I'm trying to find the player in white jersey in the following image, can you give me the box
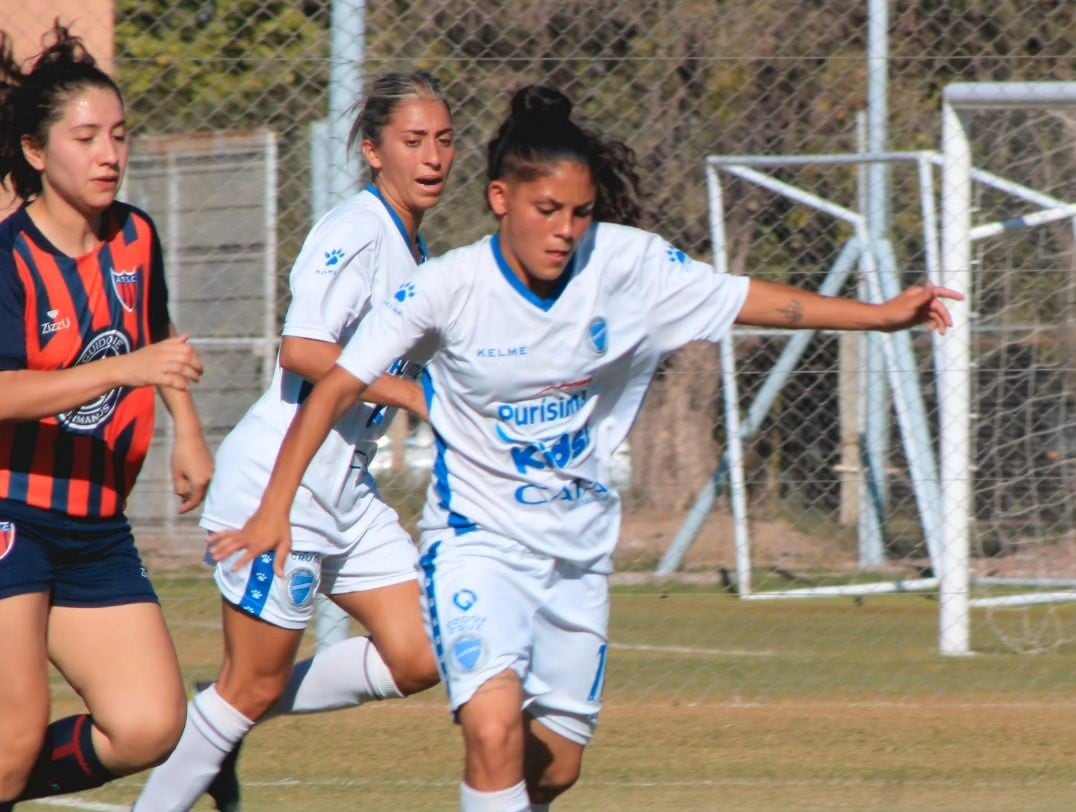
[209,86,962,812]
[135,72,456,812]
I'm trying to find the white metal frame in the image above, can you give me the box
[938,81,1076,655]
[683,115,1075,655]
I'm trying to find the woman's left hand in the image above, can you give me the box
[207,507,293,576]
[879,283,964,334]
[171,433,214,514]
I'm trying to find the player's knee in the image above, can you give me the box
[103,705,185,771]
[464,716,523,767]
[389,652,440,696]
[528,759,581,803]
[0,728,42,799]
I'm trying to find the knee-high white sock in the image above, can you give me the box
[263,635,402,720]
[133,685,253,812]
[460,781,530,812]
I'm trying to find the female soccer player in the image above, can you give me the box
[135,72,456,811]
[0,24,213,809]
[209,85,962,811]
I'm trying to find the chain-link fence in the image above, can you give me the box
[6,1,1076,806]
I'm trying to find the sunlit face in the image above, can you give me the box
[22,86,128,217]
[363,98,455,218]
[488,160,596,298]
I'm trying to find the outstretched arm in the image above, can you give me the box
[206,363,370,575]
[736,279,963,334]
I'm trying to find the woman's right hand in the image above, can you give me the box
[206,508,294,577]
[118,334,204,390]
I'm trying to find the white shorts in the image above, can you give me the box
[418,530,609,746]
[213,500,419,630]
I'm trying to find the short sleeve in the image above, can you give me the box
[0,253,27,371]
[282,208,379,345]
[640,234,750,355]
[337,261,447,385]
[147,224,171,342]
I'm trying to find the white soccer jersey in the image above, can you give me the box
[201,186,431,550]
[337,223,750,572]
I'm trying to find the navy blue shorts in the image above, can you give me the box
[0,499,159,606]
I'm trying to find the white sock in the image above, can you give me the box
[460,780,530,812]
[133,685,253,812]
[263,635,403,720]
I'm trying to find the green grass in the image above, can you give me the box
[30,576,1076,811]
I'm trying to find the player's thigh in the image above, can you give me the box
[0,593,50,772]
[331,581,435,682]
[527,567,610,748]
[48,602,186,751]
[418,537,544,713]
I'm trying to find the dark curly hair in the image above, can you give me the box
[0,21,122,201]
[486,85,642,226]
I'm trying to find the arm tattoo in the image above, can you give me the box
[778,298,804,326]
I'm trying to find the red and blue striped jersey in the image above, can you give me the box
[0,203,171,518]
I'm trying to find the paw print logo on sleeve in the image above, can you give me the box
[666,244,689,266]
[318,249,346,275]
[394,281,417,302]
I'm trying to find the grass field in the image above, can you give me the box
[28,574,1076,812]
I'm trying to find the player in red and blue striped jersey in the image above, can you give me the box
[0,23,213,809]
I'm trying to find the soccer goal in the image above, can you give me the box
[666,82,1075,657]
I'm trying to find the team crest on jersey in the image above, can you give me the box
[0,521,15,561]
[110,268,141,313]
[451,634,484,672]
[587,317,608,355]
[287,567,318,609]
[58,329,131,431]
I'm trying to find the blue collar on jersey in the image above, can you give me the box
[490,233,576,312]
[366,184,429,263]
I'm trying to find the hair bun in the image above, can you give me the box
[510,85,572,123]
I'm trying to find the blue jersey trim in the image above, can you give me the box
[366,184,427,263]
[490,233,578,312]
[425,371,476,536]
[419,540,451,702]
[239,553,276,617]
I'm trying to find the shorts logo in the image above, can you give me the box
[0,521,15,561]
[58,329,131,431]
[587,317,607,355]
[394,281,416,302]
[452,634,484,672]
[110,268,141,313]
[453,589,477,611]
[287,567,318,609]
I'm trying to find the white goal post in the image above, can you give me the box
[668,81,1075,658]
[938,81,1076,655]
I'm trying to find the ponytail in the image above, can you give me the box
[486,85,642,226]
